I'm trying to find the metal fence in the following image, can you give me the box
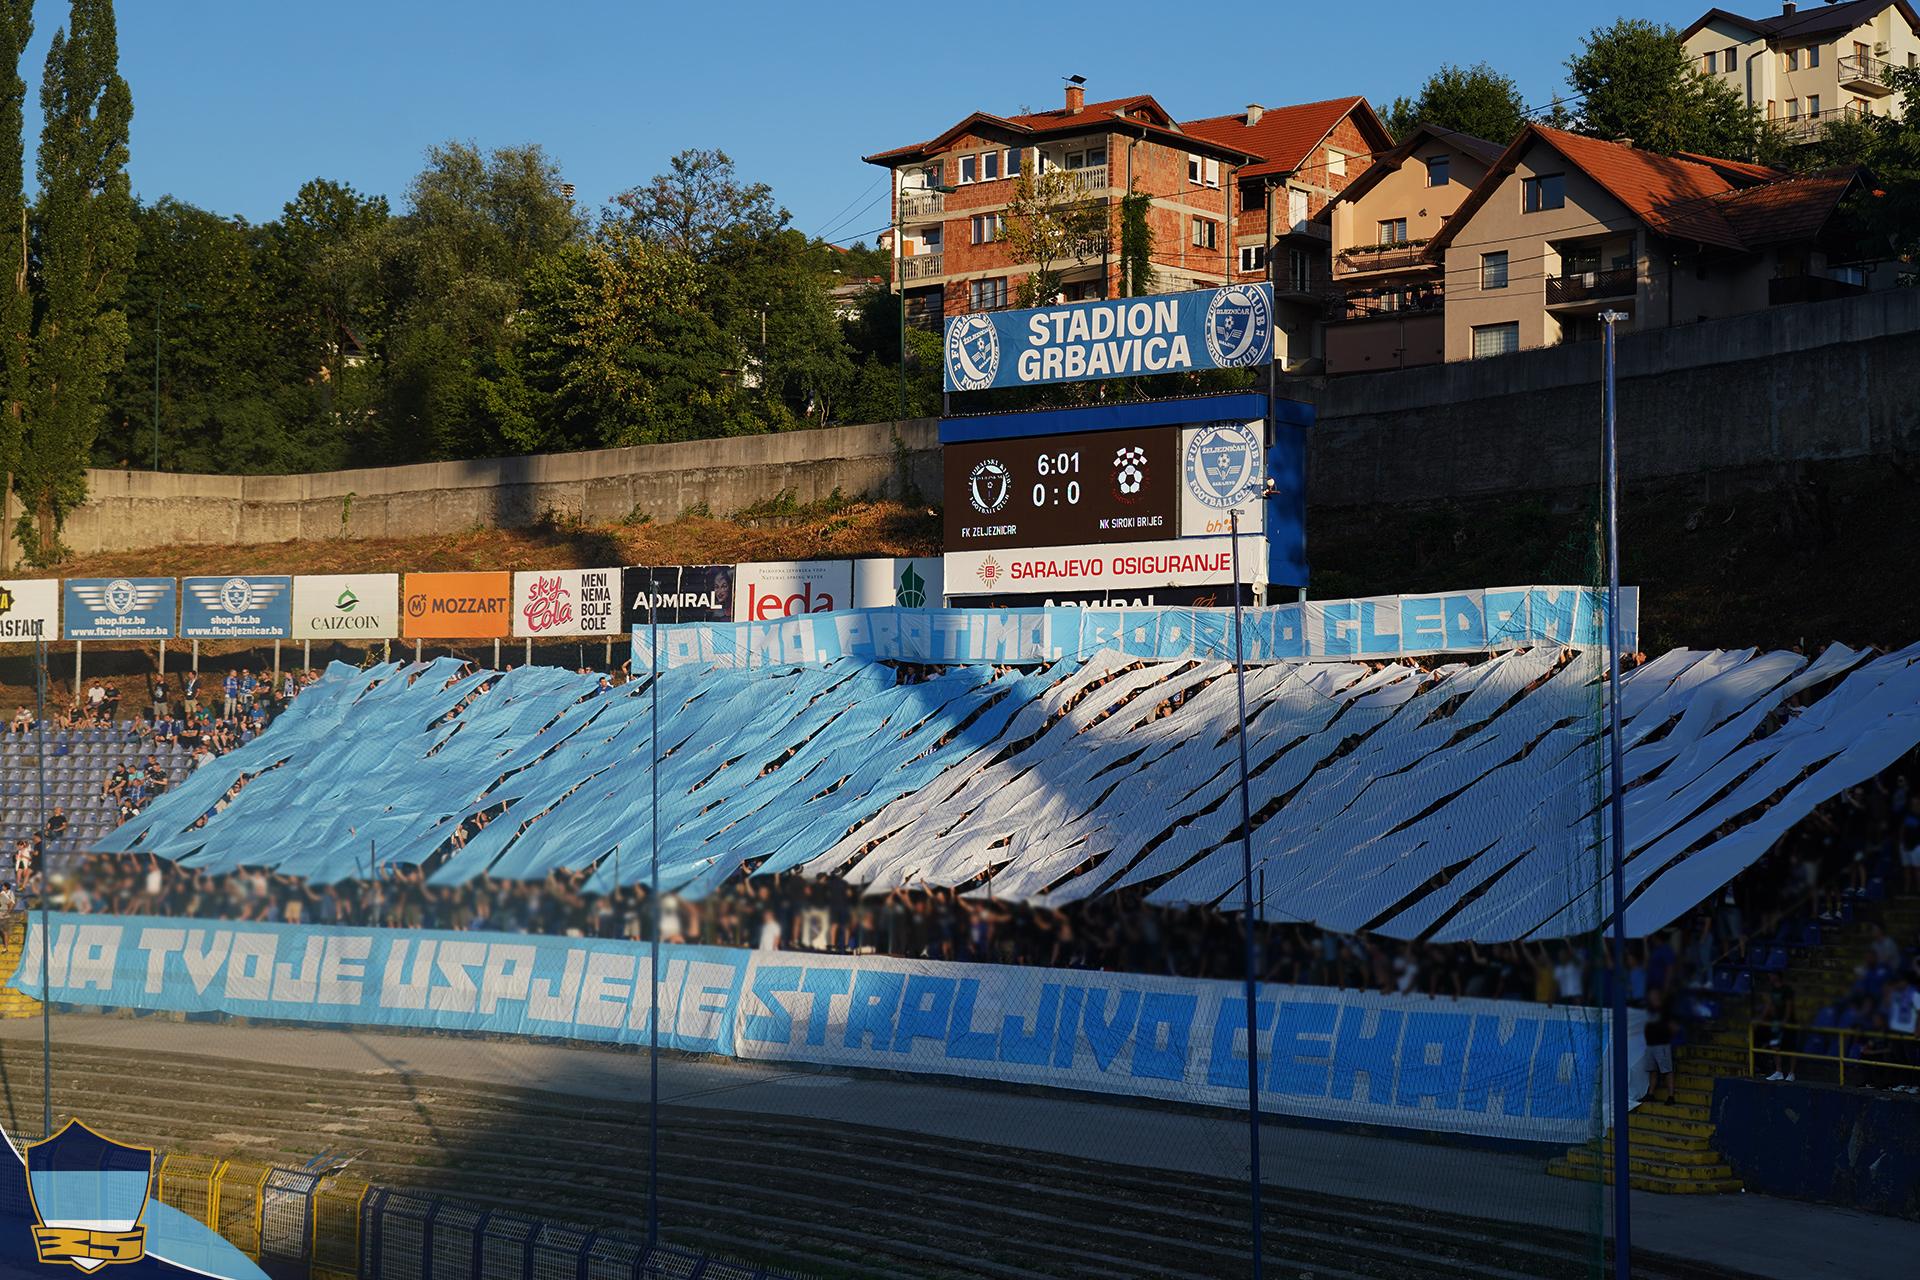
[152,1155,802,1280]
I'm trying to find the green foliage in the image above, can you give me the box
[1566,18,1765,158]
[1819,67,1920,263]
[19,0,134,556]
[1383,62,1528,145]
[1000,170,1108,307]
[1117,192,1154,298]
[0,0,27,492]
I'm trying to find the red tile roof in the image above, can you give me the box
[1181,96,1393,179]
[1432,125,1859,254]
[864,94,1260,166]
[1711,171,1860,246]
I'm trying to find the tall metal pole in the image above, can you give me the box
[647,572,662,1256]
[152,297,161,472]
[895,173,908,422]
[1600,309,1632,1280]
[1229,508,1264,1280]
[34,638,51,1138]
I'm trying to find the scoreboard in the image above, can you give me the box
[943,428,1177,551]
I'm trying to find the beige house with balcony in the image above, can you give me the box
[1318,123,1504,374]
[1683,0,1920,142]
[1432,125,1872,362]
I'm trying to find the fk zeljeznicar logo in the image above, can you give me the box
[25,1122,150,1270]
[945,313,1000,391]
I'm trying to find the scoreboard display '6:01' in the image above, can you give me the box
[943,428,1179,551]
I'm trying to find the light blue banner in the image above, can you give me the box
[631,587,1639,670]
[9,915,1633,1142]
[181,575,294,639]
[62,577,177,640]
[943,285,1273,392]
[12,915,746,1056]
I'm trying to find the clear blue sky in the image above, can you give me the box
[43,0,1717,243]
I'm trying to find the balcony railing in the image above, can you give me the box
[1546,266,1635,305]
[1337,239,1431,274]
[1838,52,1897,94]
[1768,274,1868,306]
[1055,167,1108,196]
[1773,103,1871,142]
[1329,285,1444,322]
[899,253,944,282]
[899,190,945,220]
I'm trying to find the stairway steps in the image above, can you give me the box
[1546,1157,1743,1195]
[1627,1111,1714,1139]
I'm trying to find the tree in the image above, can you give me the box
[1383,62,1528,145]
[1566,18,1763,158]
[1117,192,1154,297]
[19,0,133,559]
[612,147,786,261]
[1000,170,1108,307]
[0,0,28,544]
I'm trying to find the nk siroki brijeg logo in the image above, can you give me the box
[5,1119,266,1280]
[1202,285,1272,369]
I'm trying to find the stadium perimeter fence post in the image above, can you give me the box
[647,576,661,1258]
[34,637,51,1138]
[1600,308,1632,1280]
[1228,508,1265,1280]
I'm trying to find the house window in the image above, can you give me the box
[959,155,977,184]
[970,214,1003,244]
[1701,51,1714,75]
[1326,149,1347,178]
[1240,184,1263,212]
[1471,321,1520,360]
[1425,155,1449,187]
[1288,248,1310,294]
[1239,244,1267,273]
[1378,218,1408,245]
[969,277,1007,311]
[1006,148,1022,178]
[1723,47,1736,73]
[1066,147,1106,170]
[1523,173,1566,212]
[1482,250,1509,290]
[982,151,1000,181]
[1807,44,1820,68]
[1288,187,1308,227]
[1786,98,1800,120]
[922,226,942,249]
[1191,217,1218,249]
[1807,94,1820,118]
[1785,48,1800,71]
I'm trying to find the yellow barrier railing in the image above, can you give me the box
[1748,1018,1920,1086]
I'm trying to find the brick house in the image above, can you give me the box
[1180,97,1394,366]
[863,87,1391,368]
[864,85,1258,331]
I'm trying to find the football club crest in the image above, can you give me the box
[945,313,1001,391]
[1203,285,1273,369]
[1184,422,1262,510]
[25,1121,150,1270]
[1112,446,1148,504]
[218,578,253,614]
[102,580,138,617]
[967,459,1011,514]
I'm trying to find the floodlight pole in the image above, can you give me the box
[1600,308,1632,1280]
[1229,507,1264,1280]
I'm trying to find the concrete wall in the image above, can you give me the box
[1291,286,1920,509]
[53,419,942,558]
[23,287,1920,563]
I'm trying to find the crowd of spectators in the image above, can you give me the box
[14,654,1920,1093]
